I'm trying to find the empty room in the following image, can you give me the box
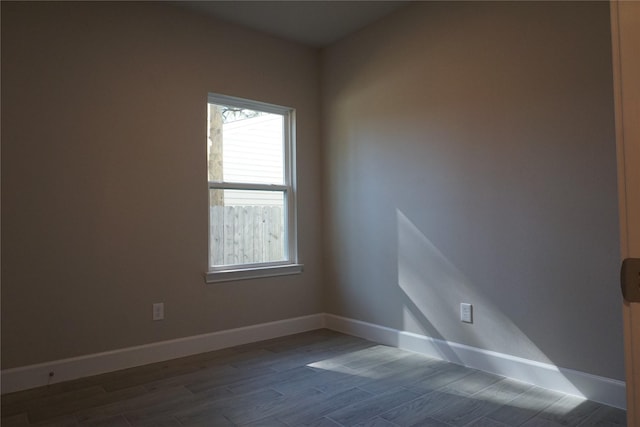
[2,1,638,426]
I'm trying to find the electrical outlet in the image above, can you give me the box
[153,303,164,321]
[460,303,473,323]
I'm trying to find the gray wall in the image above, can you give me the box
[1,2,323,368]
[322,2,624,380]
[1,0,625,384]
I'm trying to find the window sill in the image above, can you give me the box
[205,263,303,284]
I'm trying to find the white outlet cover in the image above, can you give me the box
[153,303,164,321]
[460,303,473,323]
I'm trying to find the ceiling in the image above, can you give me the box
[174,1,408,47]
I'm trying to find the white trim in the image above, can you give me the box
[208,182,288,192]
[324,314,627,410]
[1,313,324,395]
[205,263,303,283]
[285,108,297,264]
[1,313,626,410]
[207,93,292,115]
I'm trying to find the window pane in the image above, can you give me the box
[207,104,284,185]
[209,189,286,267]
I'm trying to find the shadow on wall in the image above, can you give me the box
[395,209,586,398]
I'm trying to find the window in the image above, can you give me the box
[205,94,302,283]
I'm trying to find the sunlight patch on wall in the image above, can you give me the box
[396,209,584,398]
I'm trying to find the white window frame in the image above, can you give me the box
[205,93,302,283]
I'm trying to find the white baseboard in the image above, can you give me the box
[1,313,325,395]
[325,314,626,410]
[1,312,626,410]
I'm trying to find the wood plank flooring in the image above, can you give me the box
[0,329,627,427]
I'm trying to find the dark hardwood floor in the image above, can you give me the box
[0,329,626,427]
